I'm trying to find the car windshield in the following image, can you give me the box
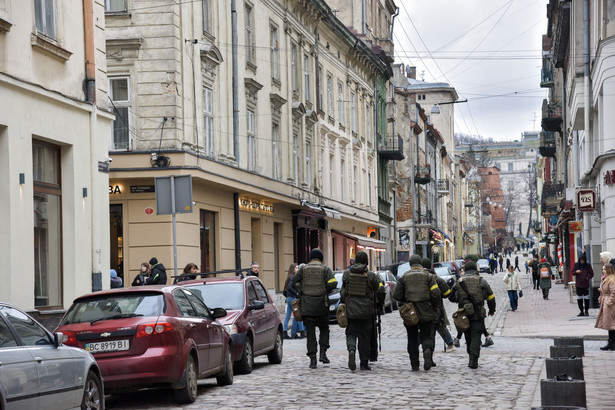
[61,292,165,325]
[188,283,245,310]
[396,263,411,278]
[434,267,451,277]
[478,259,488,266]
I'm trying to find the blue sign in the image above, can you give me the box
[550,215,558,225]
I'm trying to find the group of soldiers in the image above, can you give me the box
[292,251,496,371]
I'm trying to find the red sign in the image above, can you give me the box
[605,170,615,185]
[569,221,583,232]
[577,189,596,212]
[145,207,154,215]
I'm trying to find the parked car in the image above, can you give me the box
[434,261,461,280]
[328,272,344,322]
[180,276,283,375]
[375,270,398,312]
[434,266,456,287]
[396,262,411,278]
[56,285,233,403]
[0,302,104,410]
[477,259,490,273]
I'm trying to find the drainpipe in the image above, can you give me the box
[232,0,239,162]
[410,106,417,260]
[83,0,95,103]
[362,0,367,34]
[390,7,399,42]
[234,192,241,271]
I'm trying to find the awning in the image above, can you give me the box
[299,200,341,220]
[344,233,387,251]
[515,236,529,244]
[322,207,341,220]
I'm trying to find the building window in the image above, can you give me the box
[202,0,211,34]
[109,77,130,150]
[305,141,311,188]
[366,103,371,139]
[245,4,255,64]
[272,123,280,180]
[303,54,310,102]
[337,82,344,125]
[293,133,299,184]
[508,162,513,171]
[353,165,358,202]
[32,140,62,307]
[329,154,334,196]
[34,0,55,39]
[327,73,333,118]
[105,0,127,12]
[203,86,213,155]
[350,91,357,133]
[340,159,345,201]
[247,109,256,171]
[270,25,279,81]
[291,43,298,93]
[200,210,216,273]
[317,65,323,111]
[368,172,372,208]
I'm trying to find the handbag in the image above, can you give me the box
[519,290,523,298]
[336,303,348,328]
[399,301,419,326]
[452,307,470,332]
[291,298,302,322]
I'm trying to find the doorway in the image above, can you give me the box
[109,204,123,283]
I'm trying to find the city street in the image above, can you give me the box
[104,254,611,409]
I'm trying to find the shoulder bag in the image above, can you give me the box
[399,301,419,326]
[291,298,302,322]
[452,307,470,333]
[336,303,348,328]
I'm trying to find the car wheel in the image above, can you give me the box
[235,336,254,374]
[174,354,198,404]
[216,345,234,386]
[267,329,283,364]
[80,371,102,410]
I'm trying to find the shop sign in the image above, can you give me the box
[131,185,155,193]
[109,185,122,195]
[238,197,275,214]
[577,189,596,212]
[569,220,583,232]
[605,170,615,185]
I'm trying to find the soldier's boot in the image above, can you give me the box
[348,350,356,371]
[359,360,371,371]
[309,356,317,369]
[409,354,420,371]
[423,348,433,371]
[319,349,330,364]
[469,355,478,369]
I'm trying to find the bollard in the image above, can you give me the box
[550,345,584,359]
[540,379,586,408]
[545,357,584,380]
[553,337,584,356]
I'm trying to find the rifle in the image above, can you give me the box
[377,309,382,352]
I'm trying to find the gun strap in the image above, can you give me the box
[459,279,480,313]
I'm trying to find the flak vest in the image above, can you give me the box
[301,264,327,296]
[404,270,432,302]
[347,272,370,297]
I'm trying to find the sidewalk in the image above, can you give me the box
[496,263,613,409]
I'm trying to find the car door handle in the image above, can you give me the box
[190,324,197,328]
[34,356,43,363]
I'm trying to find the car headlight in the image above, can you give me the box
[329,304,336,311]
[224,324,238,335]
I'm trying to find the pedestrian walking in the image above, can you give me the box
[132,262,150,286]
[506,258,511,271]
[595,263,615,350]
[514,256,521,272]
[525,261,529,274]
[146,257,167,285]
[369,269,386,362]
[573,254,594,316]
[341,251,384,371]
[538,258,552,300]
[291,248,338,369]
[283,263,305,339]
[393,254,441,371]
[489,258,496,275]
[531,255,540,290]
[450,260,496,369]
[499,255,504,272]
[503,265,521,311]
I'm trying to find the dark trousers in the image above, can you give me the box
[405,321,434,367]
[464,319,486,361]
[542,288,550,299]
[508,290,519,311]
[346,319,373,363]
[532,273,539,289]
[304,315,330,358]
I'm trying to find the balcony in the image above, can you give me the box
[415,210,433,227]
[541,99,562,132]
[415,165,431,185]
[540,62,554,88]
[377,134,404,161]
[541,181,565,215]
[437,179,449,195]
[378,196,392,220]
[386,100,396,123]
[531,220,542,233]
[539,131,556,157]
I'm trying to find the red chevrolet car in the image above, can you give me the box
[55,285,233,403]
[181,276,283,374]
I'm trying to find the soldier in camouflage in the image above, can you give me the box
[450,260,496,369]
[393,254,441,371]
[292,248,338,369]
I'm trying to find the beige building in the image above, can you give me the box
[105,0,394,289]
[0,0,113,316]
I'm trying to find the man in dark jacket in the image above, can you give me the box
[292,248,337,369]
[450,260,496,369]
[146,257,167,285]
[538,258,553,300]
[340,251,383,371]
[573,254,594,316]
[531,255,540,290]
[393,254,441,371]
[421,258,456,357]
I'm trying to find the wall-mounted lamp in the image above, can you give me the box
[82,187,88,198]
[430,99,468,115]
[19,173,25,185]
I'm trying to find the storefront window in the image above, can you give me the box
[32,141,62,307]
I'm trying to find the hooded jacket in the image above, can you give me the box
[573,260,594,288]
[340,263,383,320]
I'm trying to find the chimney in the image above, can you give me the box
[405,66,416,79]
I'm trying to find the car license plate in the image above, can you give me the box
[85,339,129,353]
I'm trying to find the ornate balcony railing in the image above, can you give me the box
[539,131,556,157]
[377,134,404,161]
[415,165,431,185]
[541,99,562,132]
[540,62,554,88]
[415,209,433,227]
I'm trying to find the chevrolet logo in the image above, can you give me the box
[100,332,112,337]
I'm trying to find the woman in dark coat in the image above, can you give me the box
[573,254,594,316]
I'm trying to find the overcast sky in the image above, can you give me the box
[393,0,548,141]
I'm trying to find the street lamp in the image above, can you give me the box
[430,99,468,115]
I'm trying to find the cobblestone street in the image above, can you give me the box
[105,260,608,409]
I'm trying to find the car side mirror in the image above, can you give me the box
[53,332,64,347]
[249,300,265,310]
[212,307,227,319]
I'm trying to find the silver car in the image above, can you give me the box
[0,303,104,409]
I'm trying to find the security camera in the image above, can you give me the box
[105,156,113,163]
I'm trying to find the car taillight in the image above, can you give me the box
[62,330,78,346]
[387,283,393,291]
[136,322,174,337]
